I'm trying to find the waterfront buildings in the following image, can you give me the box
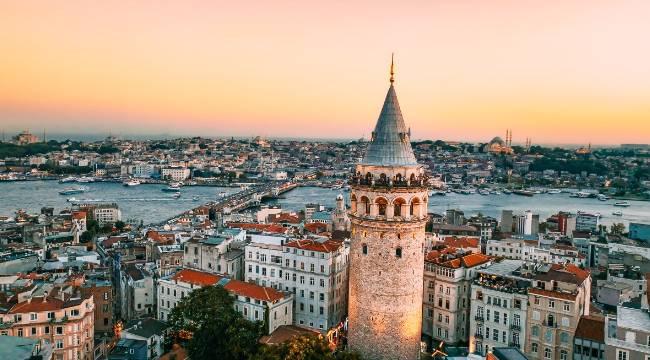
[182,233,245,280]
[347,60,428,359]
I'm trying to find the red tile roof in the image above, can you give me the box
[171,269,223,287]
[269,213,300,224]
[146,230,175,245]
[438,236,480,249]
[529,288,578,301]
[72,211,86,220]
[227,223,286,234]
[304,222,328,234]
[575,315,605,342]
[284,239,342,253]
[224,280,285,303]
[426,251,491,269]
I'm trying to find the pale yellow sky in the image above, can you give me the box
[1,0,649,144]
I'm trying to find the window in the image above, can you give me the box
[617,350,629,360]
[531,326,540,337]
[362,244,368,255]
[56,326,63,335]
[44,326,50,334]
[560,350,568,360]
[560,332,569,343]
[548,300,555,308]
[56,340,64,349]
[31,327,36,335]
[563,302,570,311]
[494,311,500,323]
[395,247,402,258]
[544,347,551,359]
[531,343,538,353]
[320,279,325,287]
[30,313,37,321]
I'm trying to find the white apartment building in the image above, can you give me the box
[469,260,530,356]
[576,212,600,233]
[157,268,293,334]
[486,239,587,266]
[161,167,190,182]
[244,235,349,332]
[93,205,121,224]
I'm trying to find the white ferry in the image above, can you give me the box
[614,201,631,207]
[123,179,141,187]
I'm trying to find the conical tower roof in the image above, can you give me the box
[361,82,418,166]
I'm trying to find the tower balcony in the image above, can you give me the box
[349,174,429,190]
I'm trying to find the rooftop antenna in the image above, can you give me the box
[390,53,395,84]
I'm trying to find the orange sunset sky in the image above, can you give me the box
[1,0,649,144]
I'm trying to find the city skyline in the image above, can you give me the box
[2,1,650,145]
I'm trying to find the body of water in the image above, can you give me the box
[267,187,650,228]
[0,181,237,224]
[1,181,649,227]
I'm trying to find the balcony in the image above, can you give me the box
[474,315,484,322]
[474,333,484,340]
[510,324,521,331]
[349,174,429,189]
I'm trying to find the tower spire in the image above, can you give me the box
[390,53,395,83]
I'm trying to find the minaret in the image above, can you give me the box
[347,56,427,360]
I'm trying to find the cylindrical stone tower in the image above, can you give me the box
[347,59,428,360]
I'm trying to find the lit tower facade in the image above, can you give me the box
[347,57,428,360]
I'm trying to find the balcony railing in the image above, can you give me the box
[474,315,484,322]
[510,324,521,331]
[474,333,484,340]
[349,174,429,189]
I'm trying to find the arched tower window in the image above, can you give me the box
[410,197,421,216]
[365,172,372,183]
[379,173,387,184]
[395,247,402,258]
[362,244,368,255]
[350,194,357,213]
[409,173,416,183]
[375,197,388,216]
[359,196,370,215]
[395,173,402,184]
[393,198,406,217]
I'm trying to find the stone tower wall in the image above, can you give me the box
[348,186,427,360]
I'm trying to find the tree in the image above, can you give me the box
[114,220,126,232]
[610,223,626,235]
[167,286,263,360]
[80,231,94,243]
[252,335,361,360]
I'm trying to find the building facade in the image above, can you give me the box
[347,62,428,360]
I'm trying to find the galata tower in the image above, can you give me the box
[347,56,428,360]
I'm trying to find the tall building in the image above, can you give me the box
[347,58,429,360]
[423,249,492,346]
[331,194,351,232]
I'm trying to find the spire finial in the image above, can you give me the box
[390,53,395,83]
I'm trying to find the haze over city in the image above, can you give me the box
[2,0,650,144]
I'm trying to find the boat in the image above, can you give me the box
[76,176,95,183]
[172,193,181,199]
[512,189,534,197]
[59,187,86,195]
[67,197,77,202]
[218,191,227,198]
[614,202,631,207]
[547,189,562,194]
[59,176,77,183]
[571,191,591,198]
[162,183,182,192]
[478,189,490,196]
[612,211,623,216]
[192,196,199,201]
[123,179,141,187]
[597,194,609,201]
[503,189,512,195]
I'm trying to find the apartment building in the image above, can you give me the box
[423,249,492,346]
[470,260,530,356]
[0,292,95,360]
[183,235,245,280]
[605,300,650,360]
[93,204,121,225]
[160,167,190,182]
[244,236,349,332]
[525,263,591,360]
[157,268,293,334]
